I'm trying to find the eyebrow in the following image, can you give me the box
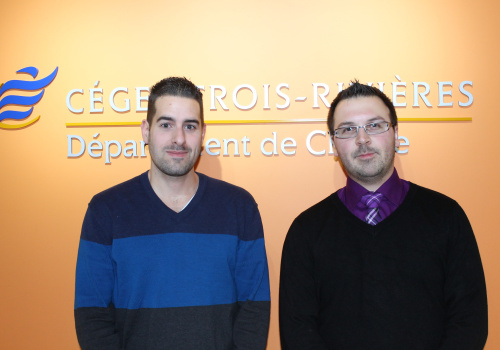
[156,116,200,125]
[336,116,387,128]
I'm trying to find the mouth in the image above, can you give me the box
[354,146,378,160]
[166,150,189,158]
[357,152,375,159]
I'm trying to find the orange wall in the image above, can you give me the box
[1,0,499,348]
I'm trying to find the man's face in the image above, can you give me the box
[141,95,205,178]
[331,96,399,190]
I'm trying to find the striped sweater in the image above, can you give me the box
[75,172,270,350]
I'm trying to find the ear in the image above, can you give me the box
[394,125,400,148]
[141,119,150,144]
[201,124,206,141]
[331,135,339,157]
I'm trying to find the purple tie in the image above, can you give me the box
[360,192,383,225]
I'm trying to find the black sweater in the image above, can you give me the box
[279,183,487,350]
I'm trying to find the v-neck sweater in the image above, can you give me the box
[279,183,487,350]
[75,172,270,350]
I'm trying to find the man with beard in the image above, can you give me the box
[75,77,270,350]
[279,81,487,350]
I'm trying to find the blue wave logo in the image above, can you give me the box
[0,66,58,129]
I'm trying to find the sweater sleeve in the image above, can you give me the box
[232,200,271,350]
[438,203,488,350]
[74,200,121,350]
[279,217,328,350]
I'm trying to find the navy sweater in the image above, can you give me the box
[280,183,487,350]
[75,172,270,350]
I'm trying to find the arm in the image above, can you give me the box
[74,201,121,350]
[279,218,328,350]
[438,204,488,350]
[233,201,270,350]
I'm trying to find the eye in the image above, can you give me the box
[160,122,172,128]
[367,122,382,130]
[336,127,353,135]
[185,124,197,130]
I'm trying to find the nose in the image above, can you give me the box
[355,126,371,145]
[173,127,186,145]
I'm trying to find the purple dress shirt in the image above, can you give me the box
[337,169,409,223]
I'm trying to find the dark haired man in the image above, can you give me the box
[279,81,487,349]
[75,77,270,350]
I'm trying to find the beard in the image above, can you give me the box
[340,144,395,185]
[149,144,199,177]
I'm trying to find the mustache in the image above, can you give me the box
[352,145,378,158]
[164,145,191,151]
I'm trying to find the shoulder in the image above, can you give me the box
[197,173,263,240]
[282,193,340,254]
[285,193,340,241]
[199,173,257,205]
[293,192,339,225]
[89,172,147,207]
[409,182,461,211]
[406,182,472,232]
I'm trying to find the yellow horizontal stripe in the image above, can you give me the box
[65,117,471,127]
[399,117,472,122]
[66,121,141,127]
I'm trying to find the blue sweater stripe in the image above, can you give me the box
[75,233,269,309]
[75,240,114,308]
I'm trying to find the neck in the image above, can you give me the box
[350,169,395,192]
[148,167,199,212]
[355,180,383,192]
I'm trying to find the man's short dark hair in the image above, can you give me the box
[327,80,398,135]
[147,77,204,126]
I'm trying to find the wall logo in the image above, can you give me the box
[0,66,58,129]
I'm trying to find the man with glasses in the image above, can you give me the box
[279,81,487,350]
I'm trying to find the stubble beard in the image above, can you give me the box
[149,144,199,177]
[341,144,395,186]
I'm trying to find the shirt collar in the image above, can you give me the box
[344,168,403,208]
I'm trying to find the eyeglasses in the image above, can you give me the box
[333,121,391,139]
